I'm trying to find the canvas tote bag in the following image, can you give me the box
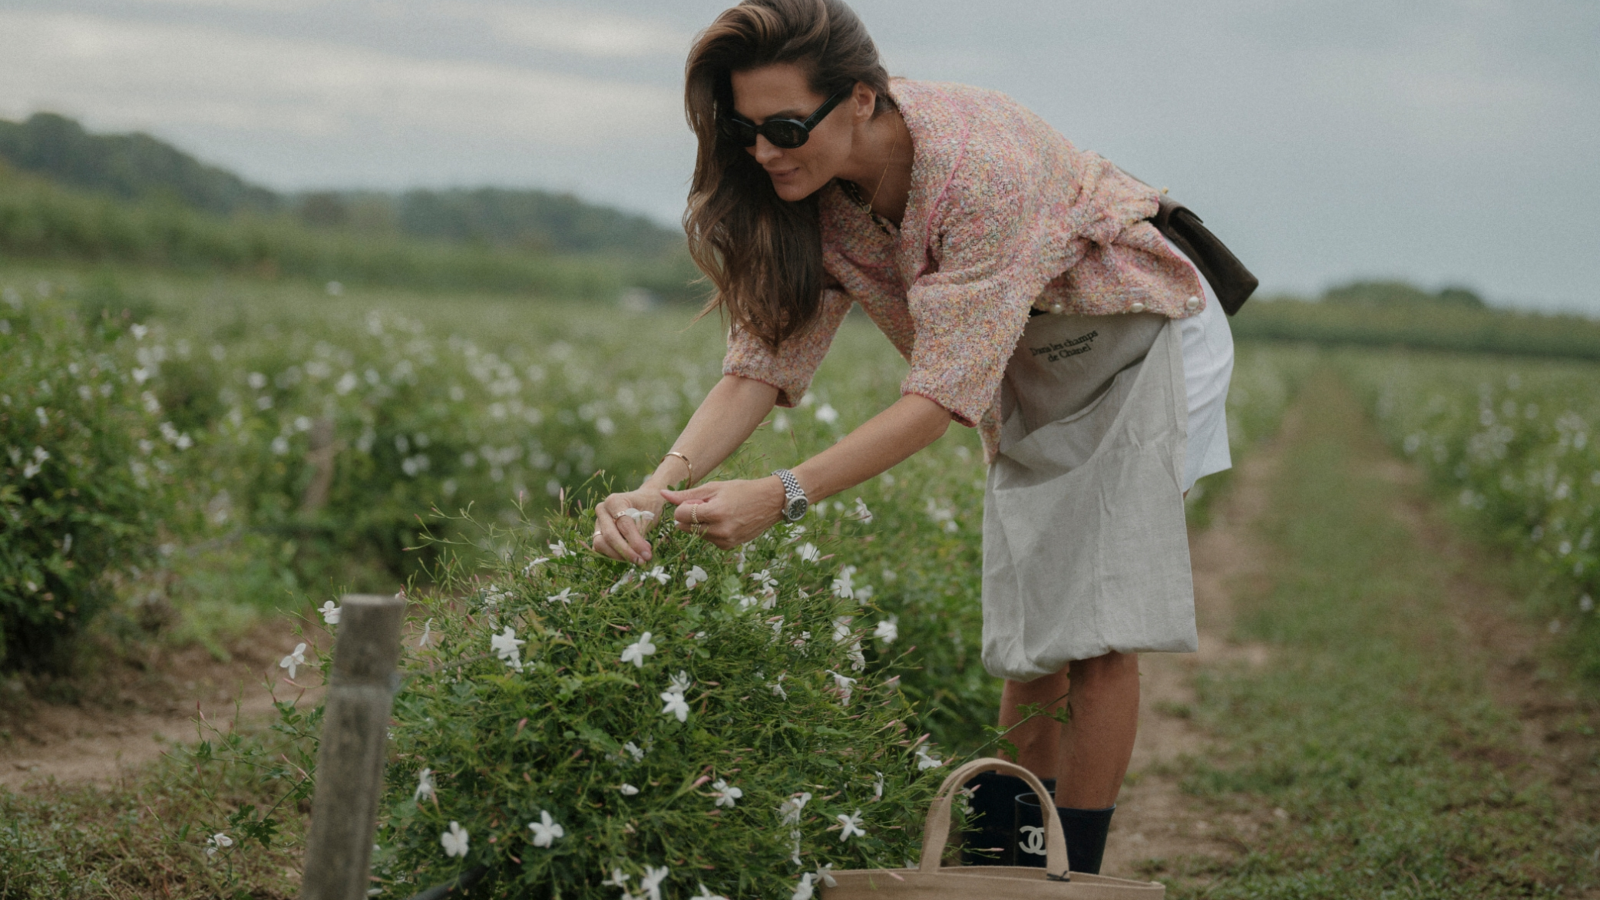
[823,759,1164,899]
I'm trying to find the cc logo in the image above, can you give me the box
[1018,825,1046,857]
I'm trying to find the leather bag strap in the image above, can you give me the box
[918,758,1068,877]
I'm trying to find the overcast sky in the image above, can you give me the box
[2,0,1597,313]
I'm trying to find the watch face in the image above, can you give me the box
[784,496,808,521]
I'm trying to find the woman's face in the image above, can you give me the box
[729,63,865,202]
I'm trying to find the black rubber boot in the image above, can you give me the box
[959,773,1055,866]
[1056,804,1116,874]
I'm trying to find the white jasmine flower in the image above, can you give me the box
[440,821,469,858]
[643,566,669,585]
[418,618,433,648]
[660,689,690,723]
[832,616,853,642]
[523,556,550,575]
[528,810,564,848]
[610,572,633,593]
[318,601,341,625]
[814,403,839,424]
[278,642,308,680]
[130,323,149,340]
[734,545,747,572]
[602,868,631,888]
[797,542,821,563]
[769,616,785,639]
[621,632,657,667]
[777,792,811,825]
[847,641,866,672]
[783,525,807,544]
[491,626,526,671]
[826,670,856,706]
[831,566,856,600]
[619,783,640,796]
[205,832,233,856]
[790,828,803,865]
[624,741,646,762]
[915,744,944,770]
[874,617,899,644]
[712,779,742,808]
[836,810,865,841]
[668,670,692,694]
[548,540,568,558]
[769,673,789,700]
[617,507,656,525]
[852,497,873,523]
[815,864,838,888]
[640,865,670,900]
[414,767,436,802]
[686,565,708,588]
[791,872,815,900]
[854,584,875,603]
[547,587,574,604]
[691,883,729,900]
[753,569,778,592]
[873,771,884,801]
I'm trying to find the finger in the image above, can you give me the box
[591,504,626,561]
[660,483,718,505]
[594,500,644,564]
[608,509,650,565]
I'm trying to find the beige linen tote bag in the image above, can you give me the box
[823,759,1164,900]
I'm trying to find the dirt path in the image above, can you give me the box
[1102,382,1600,887]
[0,622,322,790]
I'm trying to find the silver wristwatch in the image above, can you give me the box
[773,469,809,522]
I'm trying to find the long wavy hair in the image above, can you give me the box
[683,0,892,350]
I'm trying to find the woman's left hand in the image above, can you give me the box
[660,477,786,549]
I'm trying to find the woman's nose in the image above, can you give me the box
[751,135,782,164]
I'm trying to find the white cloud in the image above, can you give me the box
[456,2,694,59]
[0,9,680,147]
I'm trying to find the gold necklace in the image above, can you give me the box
[844,123,902,233]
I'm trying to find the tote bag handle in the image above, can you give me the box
[918,758,1068,877]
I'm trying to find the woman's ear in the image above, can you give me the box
[852,82,878,122]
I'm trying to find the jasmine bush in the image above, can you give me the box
[0,281,183,669]
[357,504,944,899]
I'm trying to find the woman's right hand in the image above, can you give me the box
[591,488,667,565]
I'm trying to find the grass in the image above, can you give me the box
[1154,370,1600,898]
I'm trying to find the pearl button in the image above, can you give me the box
[1186,295,1201,311]
[1049,302,1064,314]
[1129,302,1146,314]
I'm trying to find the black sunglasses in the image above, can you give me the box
[719,87,851,149]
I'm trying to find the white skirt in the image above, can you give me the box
[1168,234,1236,494]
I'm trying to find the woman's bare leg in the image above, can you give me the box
[998,670,1070,777]
[1054,651,1140,808]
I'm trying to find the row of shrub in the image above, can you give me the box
[1233,293,1600,361]
[0,164,701,302]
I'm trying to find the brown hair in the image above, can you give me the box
[683,0,892,350]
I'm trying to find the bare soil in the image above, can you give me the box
[0,621,325,790]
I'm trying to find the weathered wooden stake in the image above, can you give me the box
[300,593,405,900]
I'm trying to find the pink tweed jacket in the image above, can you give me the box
[722,79,1207,459]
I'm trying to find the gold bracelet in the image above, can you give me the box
[664,450,695,487]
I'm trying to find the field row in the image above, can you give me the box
[1342,350,1600,675]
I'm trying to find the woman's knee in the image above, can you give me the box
[1068,651,1139,691]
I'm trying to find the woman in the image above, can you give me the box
[592,0,1234,874]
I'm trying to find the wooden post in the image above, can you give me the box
[300,593,405,900]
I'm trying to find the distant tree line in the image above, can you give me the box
[0,112,684,257]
